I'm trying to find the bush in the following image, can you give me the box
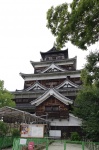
[70,132,80,141]
[11,128,20,137]
[0,121,8,136]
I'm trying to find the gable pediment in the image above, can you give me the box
[31,88,73,106]
[55,79,79,89]
[26,81,47,91]
[41,63,66,73]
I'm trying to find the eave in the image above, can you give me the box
[20,70,81,80]
[30,56,77,68]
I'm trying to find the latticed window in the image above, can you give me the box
[45,106,52,111]
[53,106,59,111]
[45,106,59,112]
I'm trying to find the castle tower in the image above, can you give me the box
[13,47,82,138]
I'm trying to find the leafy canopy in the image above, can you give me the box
[74,51,99,141]
[47,0,99,50]
[81,51,99,87]
[74,86,99,141]
[0,80,15,108]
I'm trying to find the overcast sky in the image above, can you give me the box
[0,0,98,91]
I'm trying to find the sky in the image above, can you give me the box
[0,0,98,91]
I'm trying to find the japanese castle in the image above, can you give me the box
[13,47,82,138]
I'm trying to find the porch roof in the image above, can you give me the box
[0,106,50,124]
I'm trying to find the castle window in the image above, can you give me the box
[75,80,81,84]
[36,69,40,73]
[45,57,52,61]
[53,106,59,111]
[45,106,59,112]
[61,56,64,59]
[52,56,56,60]
[45,106,52,111]
[56,55,64,60]
[23,99,28,102]
[49,57,52,60]
[68,66,72,70]
[16,99,22,103]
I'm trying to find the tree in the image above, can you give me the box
[47,0,99,50]
[74,52,99,141]
[74,87,99,141]
[47,0,99,141]
[81,51,99,87]
[0,80,15,108]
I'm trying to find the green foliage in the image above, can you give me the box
[0,80,15,108]
[70,132,80,141]
[46,0,99,50]
[74,87,99,141]
[0,121,8,136]
[81,51,99,87]
[11,128,20,137]
[74,87,99,118]
[74,51,99,141]
[74,52,99,141]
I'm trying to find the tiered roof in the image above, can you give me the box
[20,69,81,80]
[40,47,68,60]
[13,46,82,117]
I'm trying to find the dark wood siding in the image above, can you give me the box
[36,96,69,119]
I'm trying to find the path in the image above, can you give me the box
[43,142,89,150]
[2,142,89,150]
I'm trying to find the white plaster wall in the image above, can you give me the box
[49,114,82,126]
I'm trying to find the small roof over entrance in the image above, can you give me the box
[0,106,50,124]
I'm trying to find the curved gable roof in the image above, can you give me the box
[31,88,73,106]
[55,78,79,89]
[41,63,66,73]
[26,81,47,91]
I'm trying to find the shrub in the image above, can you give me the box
[11,128,20,137]
[70,132,80,141]
[0,121,8,136]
